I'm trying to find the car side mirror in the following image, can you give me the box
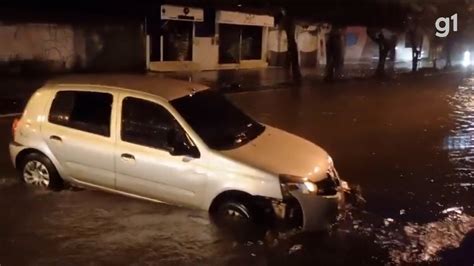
[167,127,200,158]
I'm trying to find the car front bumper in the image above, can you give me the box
[288,189,345,231]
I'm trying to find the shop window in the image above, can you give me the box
[241,26,262,60]
[162,20,193,61]
[219,24,241,64]
[218,24,263,63]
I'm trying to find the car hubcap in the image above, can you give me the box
[23,160,50,187]
[223,205,250,220]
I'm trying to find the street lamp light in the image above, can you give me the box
[462,50,471,67]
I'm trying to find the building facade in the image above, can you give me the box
[147,5,274,72]
[344,26,431,63]
[267,23,328,68]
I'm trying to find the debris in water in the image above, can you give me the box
[400,209,406,215]
[441,206,463,215]
[383,214,474,264]
[289,244,303,254]
[459,183,474,187]
[384,218,395,226]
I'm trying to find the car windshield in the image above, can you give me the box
[171,90,265,150]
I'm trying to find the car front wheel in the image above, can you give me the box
[216,200,255,223]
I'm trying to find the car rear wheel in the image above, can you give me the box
[20,153,63,190]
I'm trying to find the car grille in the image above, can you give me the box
[316,176,339,196]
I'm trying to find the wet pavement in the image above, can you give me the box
[0,62,440,114]
[1,71,474,265]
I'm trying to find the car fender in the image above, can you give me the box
[201,171,283,211]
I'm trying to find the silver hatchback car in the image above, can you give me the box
[10,74,347,230]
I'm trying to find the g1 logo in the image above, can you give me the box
[435,14,458,38]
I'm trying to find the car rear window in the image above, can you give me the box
[48,91,113,137]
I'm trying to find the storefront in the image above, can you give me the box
[147,6,274,72]
[147,5,203,71]
[216,10,273,68]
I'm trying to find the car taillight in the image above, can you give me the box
[12,118,20,138]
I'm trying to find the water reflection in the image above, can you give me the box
[355,75,474,264]
[445,77,474,162]
[444,76,474,199]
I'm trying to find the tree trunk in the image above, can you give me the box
[334,31,345,79]
[412,48,419,72]
[325,28,342,81]
[325,42,335,81]
[408,28,421,73]
[376,43,388,77]
[283,16,301,82]
[445,40,452,69]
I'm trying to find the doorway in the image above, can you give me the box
[219,24,263,64]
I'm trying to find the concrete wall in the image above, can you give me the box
[395,33,430,62]
[344,26,431,63]
[194,36,219,70]
[345,26,373,61]
[267,27,287,66]
[0,22,145,74]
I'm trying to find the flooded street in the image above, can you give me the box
[1,72,473,265]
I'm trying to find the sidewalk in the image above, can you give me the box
[150,67,296,92]
[0,62,464,116]
[150,59,438,92]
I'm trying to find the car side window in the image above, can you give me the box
[48,91,113,137]
[121,97,177,150]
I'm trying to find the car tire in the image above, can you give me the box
[216,200,256,224]
[19,153,63,190]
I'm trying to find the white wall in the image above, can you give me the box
[193,36,218,70]
[267,24,327,66]
[396,34,431,62]
[296,26,318,53]
[267,28,288,53]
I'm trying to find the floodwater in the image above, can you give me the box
[0,72,473,265]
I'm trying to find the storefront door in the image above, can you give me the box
[219,24,241,64]
[219,24,263,64]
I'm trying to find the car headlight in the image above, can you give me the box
[303,181,317,192]
[279,174,319,195]
[280,171,343,196]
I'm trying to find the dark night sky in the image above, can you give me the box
[0,0,469,28]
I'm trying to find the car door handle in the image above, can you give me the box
[49,135,62,142]
[121,153,135,161]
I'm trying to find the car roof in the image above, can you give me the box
[46,74,209,101]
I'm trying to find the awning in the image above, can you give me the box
[216,10,274,27]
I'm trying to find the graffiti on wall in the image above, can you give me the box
[0,22,145,73]
[0,23,76,71]
[41,24,75,69]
